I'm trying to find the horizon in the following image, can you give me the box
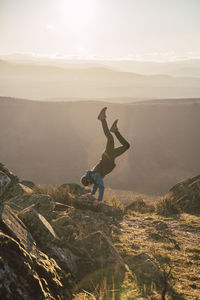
[1,52,200,63]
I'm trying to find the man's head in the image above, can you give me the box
[80,175,92,186]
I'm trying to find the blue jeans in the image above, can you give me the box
[90,172,104,201]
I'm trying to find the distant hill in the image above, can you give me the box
[1,60,200,100]
[104,59,200,78]
[0,97,199,194]
[1,55,200,77]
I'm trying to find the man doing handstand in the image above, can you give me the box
[80,107,130,204]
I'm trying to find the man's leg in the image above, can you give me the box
[98,107,115,155]
[110,120,130,158]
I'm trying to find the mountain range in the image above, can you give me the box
[1,58,200,100]
[1,96,199,194]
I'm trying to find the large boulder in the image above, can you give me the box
[0,204,72,299]
[18,206,58,249]
[0,171,11,197]
[72,195,123,220]
[75,230,125,268]
[46,246,80,277]
[0,203,36,252]
[2,183,33,202]
[0,162,19,183]
[6,194,55,220]
[52,214,78,243]
[59,183,89,195]
[73,231,129,289]
[0,163,20,200]
[20,180,35,189]
[164,174,200,214]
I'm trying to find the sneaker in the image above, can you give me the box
[110,119,118,132]
[98,107,107,120]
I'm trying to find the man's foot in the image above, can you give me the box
[98,107,107,120]
[110,119,118,132]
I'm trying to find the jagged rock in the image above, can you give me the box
[72,195,123,220]
[52,207,115,244]
[0,204,36,252]
[165,174,200,213]
[70,209,115,236]
[0,162,19,183]
[59,183,89,195]
[52,214,78,243]
[7,194,55,220]
[125,252,162,290]
[0,204,71,299]
[20,180,35,189]
[47,246,79,277]
[75,231,126,268]
[0,171,11,197]
[0,162,33,202]
[0,232,65,300]
[54,202,73,211]
[18,206,58,249]
[2,183,33,203]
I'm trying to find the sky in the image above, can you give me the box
[1,0,200,61]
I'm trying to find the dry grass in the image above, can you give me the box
[112,212,200,299]
[32,184,71,203]
[156,196,181,216]
[104,187,159,206]
[33,185,200,299]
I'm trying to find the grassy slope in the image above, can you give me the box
[115,212,200,299]
[74,192,200,299]
[28,184,200,299]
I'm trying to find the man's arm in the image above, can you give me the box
[91,184,98,195]
[90,173,105,201]
[97,184,104,201]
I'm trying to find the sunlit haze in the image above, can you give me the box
[1,0,200,61]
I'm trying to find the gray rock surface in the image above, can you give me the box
[165,174,200,213]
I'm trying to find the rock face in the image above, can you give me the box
[0,162,125,299]
[0,163,32,202]
[0,171,11,197]
[165,174,200,213]
[0,204,71,300]
[7,194,55,219]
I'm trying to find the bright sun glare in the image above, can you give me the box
[59,0,94,32]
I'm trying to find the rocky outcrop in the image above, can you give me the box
[20,180,35,189]
[0,163,19,198]
[0,162,124,299]
[7,194,55,219]
[0,204,72,300]
[1,162,199,299]
[0,163,32,202]
[164,174,200,213]
[0,171,11,197]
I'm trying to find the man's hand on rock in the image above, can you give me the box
[93,200,100,206]
[80,193,93,198]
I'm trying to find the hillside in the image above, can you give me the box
[1,60,200,99]
[0,163,199,299]
[1,55,200,78]
[0,97,200,195]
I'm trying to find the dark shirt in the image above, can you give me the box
[91,152,116,178]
